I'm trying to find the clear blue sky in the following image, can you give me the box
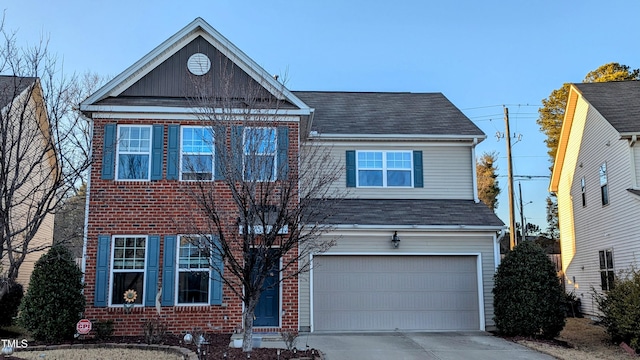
[4,0,640,231]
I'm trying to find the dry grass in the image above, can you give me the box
[13,348,184,360]
[517,318,635,359]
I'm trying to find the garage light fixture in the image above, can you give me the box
[391,231,401,248]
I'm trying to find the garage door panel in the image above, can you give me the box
[313,255,480,331]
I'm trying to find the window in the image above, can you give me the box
[357,151,412,187]
[244,127,276,181]
[181,126,214,180]
[177,235,211,304]
[581,177,586,207]
[599,249,615,291]
[117,125,151,180]
[600,163,609,206]
[111,236,146,305]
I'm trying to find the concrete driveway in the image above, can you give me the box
[294,331,556,360]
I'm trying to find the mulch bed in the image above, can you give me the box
[3,333,320,360]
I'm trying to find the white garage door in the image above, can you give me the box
[312,255,480,331]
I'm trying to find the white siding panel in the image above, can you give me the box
[563,102,640,315]
[316,143,474,199]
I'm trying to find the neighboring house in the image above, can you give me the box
[80,18,504,335]
[550,81,640,315]
[0,76,56,291]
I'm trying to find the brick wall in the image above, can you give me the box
[85,117,300,336]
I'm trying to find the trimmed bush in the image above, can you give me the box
[493,241,566,339]
[595,268,640,349]
[18,245,85,342]
[0,278,24,326]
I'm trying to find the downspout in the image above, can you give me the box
[471,137,479,203]
[81,116,94,284]
[494,228,506,270]
[630,135,638,189]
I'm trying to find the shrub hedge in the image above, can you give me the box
[493,240,566,339]
[18,245,85,342]
[595,268,640,349]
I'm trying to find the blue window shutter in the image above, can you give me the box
[145,235,160,306]
[413,150,423,188]
[94,235,110,307]
[214,126,226,180]
[167,125,179,180]
[277,126,289,180]
[161,235,177,306]
[231,126,244,179]
[346,150,356,187]
[151,125,164,180]
[101,124,116,180]
[210,236,223,305]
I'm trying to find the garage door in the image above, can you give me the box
[312,255,480,331]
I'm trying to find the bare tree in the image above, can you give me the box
[176,62,345,352]
[0,18,93,300]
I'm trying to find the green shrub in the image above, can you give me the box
[142,318,167,344]
[18,245,85,342]
[0,278,24,326]
[564,291,582,318]
[93,320,114,340]
[595,267,640,349]
[493,241,566,339]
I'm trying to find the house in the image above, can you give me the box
[80,18,504,335]
[0,76,56,291]
[550,81,640,315]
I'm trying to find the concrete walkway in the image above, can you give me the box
[263,331,556,360]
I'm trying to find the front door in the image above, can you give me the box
[253,252,279,327]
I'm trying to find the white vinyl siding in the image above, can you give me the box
[561,99,640,315]
[318,143,474,199]
[299,231,496,331]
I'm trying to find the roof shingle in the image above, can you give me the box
[293,91,485,136]
[574,81,640,133]
[309,198,504,227]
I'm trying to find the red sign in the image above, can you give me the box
[76,319,92,335]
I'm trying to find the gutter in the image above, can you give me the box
[330,224,505,231]
[494,228,506,270]
[309,133,487,142]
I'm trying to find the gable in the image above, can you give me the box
[81,18,310,115]
[109,36,279,104]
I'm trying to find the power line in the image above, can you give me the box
[461,104,540,111]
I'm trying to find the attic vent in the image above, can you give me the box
[187,53,211,76]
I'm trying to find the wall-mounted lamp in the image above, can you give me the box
[391,231,400,248]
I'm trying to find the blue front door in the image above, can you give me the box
[254,254,279,327]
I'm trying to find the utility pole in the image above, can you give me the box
[504,107,517,250]
[519,181,526,240]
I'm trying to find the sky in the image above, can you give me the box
[3,0,640,231]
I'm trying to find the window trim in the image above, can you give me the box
[355,150,414,188]
[243,127,277,182]
[600,162,609,206]
[179,126,215,181]
[115,125,152,181]
[175,235,212,306]
[109,235,148,307]
[599,249,615,291]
